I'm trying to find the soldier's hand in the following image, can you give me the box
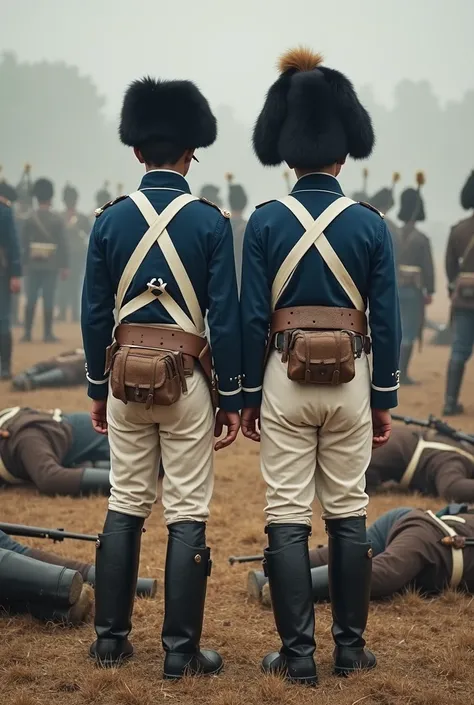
[241,407,261,443]
[372,408,391,448]
[214,409,240,451]
[91,400,108,435]
[9,277,21,294]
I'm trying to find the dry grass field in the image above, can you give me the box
[1,315,474,705]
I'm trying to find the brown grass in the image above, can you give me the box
[1,322,474,704]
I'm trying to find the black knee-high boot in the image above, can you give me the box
[162,521,223,680]
[89,510,144,666]
[0,330,12,379]
[261,524,318,686]
[443,360,465,416]
[399,343,416,385]
[326,517,376,676]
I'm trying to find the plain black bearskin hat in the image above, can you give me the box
[0,181,17,203]
[370,188,394,213]
[226,175,248,212]
[95,187,112,207]
[398,188,426,223]
[461,171,474,210]
[63,184,78,207]
[199,184,222,207]
[33,178,54,203]
[120,77,217,150]
[253,47,374,168]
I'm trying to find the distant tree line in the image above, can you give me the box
[1,52,472,232]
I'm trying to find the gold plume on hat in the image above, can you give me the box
[392,172,401,185]
[416,171,425,187]
[225,172,234,183]
[24,163,31,173]
[278,47,324,74]
[363,168,369,179]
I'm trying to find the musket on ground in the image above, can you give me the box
[392,414,474,446]
[228,554,264,566]
[0,522,98,543]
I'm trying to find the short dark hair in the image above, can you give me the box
[33,178,54,203]
[139,140,186,167]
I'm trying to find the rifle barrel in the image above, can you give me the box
[0,523,98,542]
[228,554,264,566]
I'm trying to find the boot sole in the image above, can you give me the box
[67,572,84,606]
[90,650,134,668]
[163,662,223,680]
[247,571,263,601]
[334,661,377,677]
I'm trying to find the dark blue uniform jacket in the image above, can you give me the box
[81,170,242,411]
[240,173,401,410]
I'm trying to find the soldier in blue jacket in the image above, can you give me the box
[81,77,242,677]
[240,48,401,685]
[0,181,22,379]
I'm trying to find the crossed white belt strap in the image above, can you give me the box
[0,407,23,485]
[400,439,474,489]
[425,510,465,588]
[272,196,364,312]
[114,191,204,337]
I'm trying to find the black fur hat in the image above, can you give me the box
[199,184,222,207]
[370,188,394,213]
[0,181,17,203]
[33,178,54,203]
[398,188,425,223]
[226,174,248,212]
[63,184,78,207]
[461,171,474,210]
[253,47,374,168]
[120,77,217,149]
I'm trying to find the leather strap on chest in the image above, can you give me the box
[272,196,364,312]
[114,192,204,337]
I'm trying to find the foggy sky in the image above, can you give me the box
[2,0,473,121]
[1,0,474,229]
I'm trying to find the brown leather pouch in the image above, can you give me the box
[110,346,186,408]
[286,330,355,385]
[452,273,474,309]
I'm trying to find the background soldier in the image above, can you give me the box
[225,173,248,289]
[365,423,474,502]
[0,407,111,495]
[369,172,401,238]
[94,182,112,217]
[57,185,91,322]
[443,171,474,415]
[241,47,401,683]
[249,505,474,605]
[395,173,435,385]
[21,178,69,342]
[11,164,34,327]
[82,76,242,676]
[0,181,22,379]
[199,183,222,207]
[11,348,86,390]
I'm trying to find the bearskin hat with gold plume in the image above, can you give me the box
[398,172,426,223]
[253,47,374,168]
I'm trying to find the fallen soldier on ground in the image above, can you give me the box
[248,505,474,606]
[0,407,110,495]
[366,424,474,503]
[11,349,86,391]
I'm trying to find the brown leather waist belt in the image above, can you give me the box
[115,324,207,359]
[271,306,368,337]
